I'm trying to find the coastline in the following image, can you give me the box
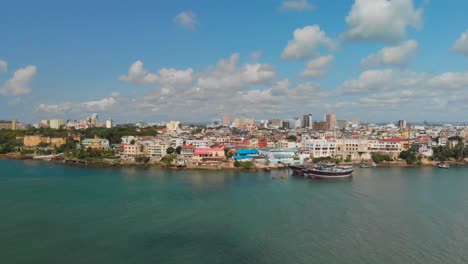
[1,153,467,170]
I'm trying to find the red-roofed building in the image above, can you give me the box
[192,148,225,165]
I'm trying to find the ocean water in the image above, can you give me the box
[1,159,468,264]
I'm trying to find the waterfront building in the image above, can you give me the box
[301,139,337,158]
[233,149,259,161]
[258,148,302,165]
[192,147,225,165]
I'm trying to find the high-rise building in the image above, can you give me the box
[336,120,348,129]
[90,113,99,126]
[234,117,254,127]
[223,115,231,126]
[313,121,328,131]
[287,117,302,129]
[303,114,313,129]
[106,118,114,128]
[50,119,64,129]
[41,120,50,127]
[398,120,407,128]
[166,121,181,132]
[326,113,336,130]
[352,117,360,126]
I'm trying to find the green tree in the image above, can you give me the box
[166,147,175,155]
[175,146,182,155]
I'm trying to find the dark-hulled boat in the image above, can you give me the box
[290,163,353,179]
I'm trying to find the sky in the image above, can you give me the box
[1,0,468,123]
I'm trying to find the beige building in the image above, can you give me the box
[23,135,66,147]
[0,119,19,130]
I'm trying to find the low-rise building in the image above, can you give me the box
[81,138,110,150]
[192,147,225,165]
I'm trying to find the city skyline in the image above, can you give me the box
[1,0,468,123]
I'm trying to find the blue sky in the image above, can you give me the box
[1,0,467,123]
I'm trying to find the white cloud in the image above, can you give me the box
[38,94,119,116]
[119,60,193,86]
[0,60,7,73]
[340,69,395,93]
[0,65,36,96]
[80,97,116,112]
[300,55,333,78]
[451,30,468,56]
[345,0,423,42]
[281,25,335,60]
[361,40,418,68]
[280,0,314,11]
[427,72,468,89]
[196,53,275,91]
[174,11,199,31]
[249,51,263,61]
[38,102,73,114]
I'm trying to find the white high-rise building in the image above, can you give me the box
[166,121,181,132]
[106,118,114,128]
[50,119,64,129]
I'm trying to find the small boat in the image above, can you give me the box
[360,162,377,168]
[437,164,449,169]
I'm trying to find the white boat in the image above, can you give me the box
[437,164,449,169]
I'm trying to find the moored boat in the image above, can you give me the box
[437,163,449,169]
[290,163,353,179]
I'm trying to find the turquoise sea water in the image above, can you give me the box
[1,159,468,264]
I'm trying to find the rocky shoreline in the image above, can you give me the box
[1,153,467,170]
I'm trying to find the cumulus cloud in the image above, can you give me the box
[280,0,314,11]
[196,53,275,91]
[0,65,37,96]
[300,55,334,78]
[0,60,7,73]
[281,25,336,60]
[38,102,73,114]
[80,97,116,112]
[451,30,468,56]
[38,93,120,116]
[249,51,263,61]
[119,60,193,86]
[174,11,199,30]
[340,69,395,93]
[345,0,423,42]
[361,40,418,68]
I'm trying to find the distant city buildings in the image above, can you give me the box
[223,115,231,126]
[234,117,254,127]
[398,120,407,129]
[106,118,114,129]
[166,121,181,132]
[303,114,313,129]
[326,113,336,130]
[50,119,64,129]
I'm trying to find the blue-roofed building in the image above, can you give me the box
[233,149,259,161]
[259,148,303,165]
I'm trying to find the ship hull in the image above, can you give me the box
[290,165,353,179]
